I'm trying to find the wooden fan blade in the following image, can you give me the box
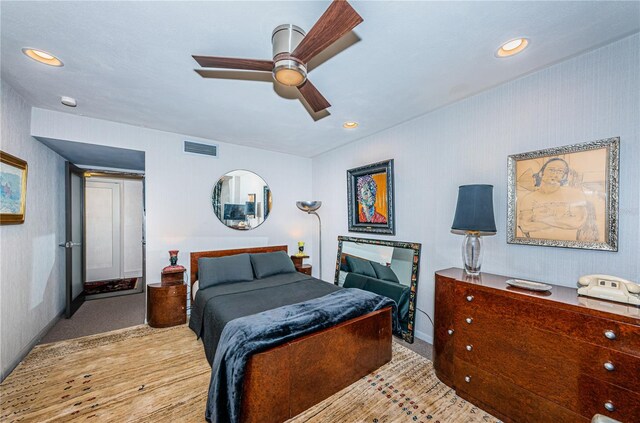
[292,0,363,64]
[298,79,331,112]
[192,55,273,72]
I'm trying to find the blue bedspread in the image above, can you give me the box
[205,288,397,423]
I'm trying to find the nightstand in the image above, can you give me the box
[297,264,312,276]
[291,255,312,276]
[147,283,186,328]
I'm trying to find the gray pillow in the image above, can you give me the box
[198,254,254,289]
[372,261,400,283]
[345,255,376,278]
[250,251,296,279]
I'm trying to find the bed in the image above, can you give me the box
[189,245,393,423]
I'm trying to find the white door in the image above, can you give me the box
[122,179,143,279]
[85,180,121,282]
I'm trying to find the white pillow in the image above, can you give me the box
[192,280,199,300]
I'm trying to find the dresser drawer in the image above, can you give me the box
[579,373,640,422]
[456,309,640,393]
[455,285,640,356]
[453,358,588,423]
[455,309,640,417]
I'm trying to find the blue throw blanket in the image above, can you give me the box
[205,288,397,423]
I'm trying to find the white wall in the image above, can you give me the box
[0,80,66,380]
[30,109,315,286]
[312,34,640,343]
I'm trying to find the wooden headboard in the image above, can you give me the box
[190,245,288,290]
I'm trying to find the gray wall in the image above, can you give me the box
[312,34,640,343]
[0,80,66,380]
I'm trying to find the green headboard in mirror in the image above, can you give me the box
[334,235,422,343]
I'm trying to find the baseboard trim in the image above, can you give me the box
[414,329,433,346]
[1,309,64,382]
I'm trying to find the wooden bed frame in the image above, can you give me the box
[190,246,393,423]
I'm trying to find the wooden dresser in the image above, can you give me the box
[434,268,640,423]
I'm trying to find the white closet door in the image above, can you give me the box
[122,179,143,278]
[85,180,122,282]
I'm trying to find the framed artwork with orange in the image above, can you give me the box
[347,159,395,235]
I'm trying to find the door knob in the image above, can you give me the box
[58,241,82,248]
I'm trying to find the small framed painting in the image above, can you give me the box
[347,159,395,235]
[0,150,28,225]
[507,137,619,251]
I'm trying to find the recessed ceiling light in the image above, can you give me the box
[496,38,529,58]
[22,48,63,66]
[343,121,358,129]
[61,96,77,107]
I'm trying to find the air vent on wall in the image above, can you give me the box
[184,140,218,158]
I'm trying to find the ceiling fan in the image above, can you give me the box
[192,0,363,113]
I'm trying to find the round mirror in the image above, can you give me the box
[212,170,272,230]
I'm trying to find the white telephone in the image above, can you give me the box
[578,274,640,306]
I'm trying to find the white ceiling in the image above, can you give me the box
[2,1,639,158]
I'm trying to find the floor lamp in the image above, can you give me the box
[296,201,322,280]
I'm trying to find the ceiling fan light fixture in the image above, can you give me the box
[273,60,307,86]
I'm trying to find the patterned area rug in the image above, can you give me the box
[84,278,139,295]
[0,325,498,422]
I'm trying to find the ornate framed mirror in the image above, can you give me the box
[212,170,271,230]
[334,235,421,343]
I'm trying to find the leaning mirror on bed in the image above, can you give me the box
[334,236,421,343]
[211,169,273,230]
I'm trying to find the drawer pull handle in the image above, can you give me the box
[464,375,471,383]
[466,295,474,302]
[466,317,473,324]
[466,345,473,351]
[447,329,454,336]
[604,362,615,372]
[604,330,617,340]
[604,402,615,412]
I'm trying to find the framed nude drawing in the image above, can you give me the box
[347,159,395,235]
[0,150,28,225]
[507,137,619,251]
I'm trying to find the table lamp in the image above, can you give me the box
[451,185,496,275]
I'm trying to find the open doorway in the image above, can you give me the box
[84,172,145,299]
[32,138,147,343]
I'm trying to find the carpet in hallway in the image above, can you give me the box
[39,292,145,344]
[1,325,497,422]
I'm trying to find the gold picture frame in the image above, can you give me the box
[507,137,619,251]
[0,150,28,225]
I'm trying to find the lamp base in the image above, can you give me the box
[462,233,483,275]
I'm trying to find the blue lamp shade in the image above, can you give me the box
[451,184,497,235]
